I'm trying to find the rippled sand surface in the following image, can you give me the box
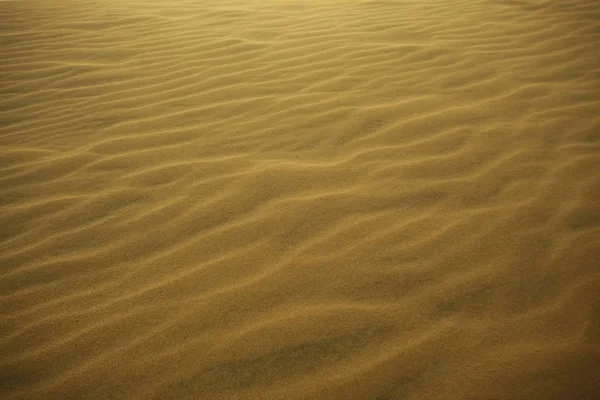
[1,1,599,399]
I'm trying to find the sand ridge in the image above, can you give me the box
[1,0,600,399]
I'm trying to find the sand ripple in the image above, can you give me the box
[1,0,599,399]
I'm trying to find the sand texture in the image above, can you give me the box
[1,0,600,399]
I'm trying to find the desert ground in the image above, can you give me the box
[1,0,599,399]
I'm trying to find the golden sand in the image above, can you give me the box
[1,0,599,399]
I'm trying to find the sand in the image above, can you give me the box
[1,0,599,399]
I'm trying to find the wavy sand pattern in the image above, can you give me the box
[1,0,600,399]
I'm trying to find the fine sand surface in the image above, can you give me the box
[1,0,599,399]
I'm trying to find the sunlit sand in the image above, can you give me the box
[1,1,599,399]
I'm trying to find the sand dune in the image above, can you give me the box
[1,0,599,399]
